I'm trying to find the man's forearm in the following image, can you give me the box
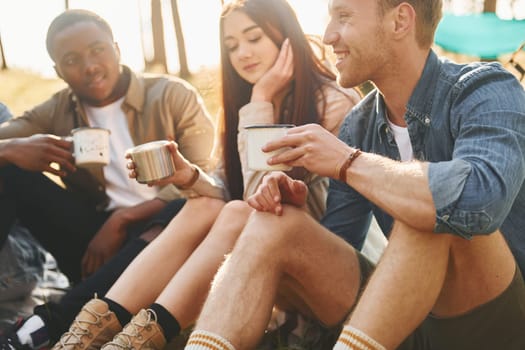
[346,152,436,231]
[0,140,13,166]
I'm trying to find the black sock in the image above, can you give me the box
[102,297,132,327]
[149,303,181,342]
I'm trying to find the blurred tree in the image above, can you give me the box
[483,0,497,12]
[145,0,168,73]
[65,0,69,9]
[0,33,7,70]
[170,0,190,78]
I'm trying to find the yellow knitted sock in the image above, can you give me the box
[333,325,386,350]
[184,330,236,350]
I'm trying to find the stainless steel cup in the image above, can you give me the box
[126,140,175,183]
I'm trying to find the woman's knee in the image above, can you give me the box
[197,200,254,249]
[186,196,225,215]
[220,200,253,217]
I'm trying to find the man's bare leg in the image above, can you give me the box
[189,205,363,350]
[346,221,515,349]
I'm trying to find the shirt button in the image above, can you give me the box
[424,117,431,125]
[442,214,450,221]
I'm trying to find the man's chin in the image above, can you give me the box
[337,75,353,89]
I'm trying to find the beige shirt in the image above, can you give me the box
[0,66,219,210]
[237,81,359,221]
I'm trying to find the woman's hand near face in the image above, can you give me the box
[251,38,294,102]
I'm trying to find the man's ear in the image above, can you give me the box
[54,65,63,80]
[392,2,416,40]
[114,42,121,62]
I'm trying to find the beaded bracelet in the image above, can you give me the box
[338,148,362,183]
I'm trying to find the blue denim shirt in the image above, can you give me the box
[321,50,525,273]
[0,102,12,123]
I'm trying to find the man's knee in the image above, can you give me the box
[238,205,309,257]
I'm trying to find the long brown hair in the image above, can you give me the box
[219,0,338,200]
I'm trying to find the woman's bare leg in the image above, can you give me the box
[155,200,254,328]
[105,197,225,313]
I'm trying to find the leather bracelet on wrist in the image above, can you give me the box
[179,166,199,190]
[338,148,362,183]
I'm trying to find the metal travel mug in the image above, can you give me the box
[126,140,176,183]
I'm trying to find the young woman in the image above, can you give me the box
[29,1,360,350]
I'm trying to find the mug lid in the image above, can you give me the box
[126,140,171,154]
[244,124,295,130]
[71,127,111,135]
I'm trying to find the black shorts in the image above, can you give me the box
[398,267,525,350]
[352,251,525,349]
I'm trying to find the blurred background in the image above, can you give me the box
[0,0,524,116]
[1,0,523,77]
[0,0,330,78]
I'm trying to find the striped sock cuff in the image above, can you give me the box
[184,330,236,350]
[333,325,386,350]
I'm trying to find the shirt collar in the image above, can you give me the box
[406,50,440,124]
[69,65,144,113]
[120,65,144,113]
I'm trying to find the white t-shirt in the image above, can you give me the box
[386,119,414,162]
[84,98,159,210]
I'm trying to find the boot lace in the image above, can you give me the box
[103,310,157,350]
[56,304,113,348]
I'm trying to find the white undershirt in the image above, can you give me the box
[386,119,414,162]
[83,98,159,210]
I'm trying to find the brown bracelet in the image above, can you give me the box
[338,148,362,183]
[179,166,199,190]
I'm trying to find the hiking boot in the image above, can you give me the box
[0,317,48,350]
[51,298,122,350]
[101,309,166,350]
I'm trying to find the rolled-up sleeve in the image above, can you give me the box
[157,80,224,201]
[430,71,525,238]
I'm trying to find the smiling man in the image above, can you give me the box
[182,0,525,349]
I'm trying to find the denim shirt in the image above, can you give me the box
[0,102,12,123]
[321,50,525,273]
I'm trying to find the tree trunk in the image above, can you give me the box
[65,0,69,10]
[0,33,7,70]
[170,0,190,78]
[146,0,168,73]
[483,0,497,13]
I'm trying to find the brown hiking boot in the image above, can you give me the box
[101,309,166,350]
[51,298,122,350]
